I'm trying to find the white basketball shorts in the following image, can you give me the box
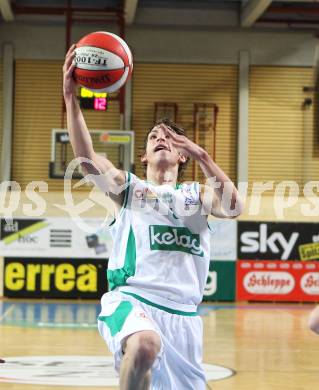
[97,290,206,390]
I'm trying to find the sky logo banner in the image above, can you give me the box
[238,221,319,261]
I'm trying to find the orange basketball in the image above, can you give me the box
[74,31,133,93]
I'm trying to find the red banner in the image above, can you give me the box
[237,260,319,302]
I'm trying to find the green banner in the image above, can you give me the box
[203,261,236,301]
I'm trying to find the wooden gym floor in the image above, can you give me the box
[0,299,317,390]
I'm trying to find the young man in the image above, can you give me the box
[63,45,243,390]
[309,305,319,334]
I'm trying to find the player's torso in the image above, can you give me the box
[107,174,211,306]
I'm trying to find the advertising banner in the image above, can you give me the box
[0,217,238,261]
[236,260,319,302]
[3,257,108,299]
[203,261,236,301]
[238,221,319,261]
[208,219,237,261]
[0,218,113,259]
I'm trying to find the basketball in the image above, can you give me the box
[74,31,133,93]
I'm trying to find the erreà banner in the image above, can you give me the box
[238,221,319,261]
[236,260,319,301]
[4,258,108,299]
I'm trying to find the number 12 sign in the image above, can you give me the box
[94,97,107,111]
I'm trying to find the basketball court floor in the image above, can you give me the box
[0,299,317,390]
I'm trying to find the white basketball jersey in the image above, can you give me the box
[107,172,211,311]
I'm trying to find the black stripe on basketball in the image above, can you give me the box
[76,44,129,65]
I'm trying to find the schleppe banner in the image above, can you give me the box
[236,260,319,301]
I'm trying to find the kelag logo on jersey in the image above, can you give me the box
[238,222,319,261]
[149,225,203,256]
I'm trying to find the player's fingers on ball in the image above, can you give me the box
[67,63,76,77]
[63,57,69,70]
[66,43,76,56]
[65,53,75,71]
[71,53,76,67]
[65,55,73,69]
[63,57,70,72]
[66,51,75,64]
[66,65,74,79]
[64,54,74,71]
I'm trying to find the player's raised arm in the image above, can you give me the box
[166,127,244,218]
[62,44,126,206]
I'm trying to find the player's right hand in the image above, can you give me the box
[63,44,77,100]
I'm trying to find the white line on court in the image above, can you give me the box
[0,304,15,322]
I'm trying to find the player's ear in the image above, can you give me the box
[178,154,187,164]
[141,153,148,164]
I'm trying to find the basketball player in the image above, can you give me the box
[309,305,319,334]
[63,45,243,390]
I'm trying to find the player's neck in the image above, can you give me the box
[146,167,178,187]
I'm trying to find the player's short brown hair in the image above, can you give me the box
[141,118,189,180]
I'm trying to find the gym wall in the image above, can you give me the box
[249,66,318,192]
[0,23,316,66]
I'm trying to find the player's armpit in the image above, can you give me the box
[79,152,127,207]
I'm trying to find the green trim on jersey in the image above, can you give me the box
[122,172,131,209]
[107,172,131,227]
[107,225,137,290]
[108,217,116,227]
[98,300,133,336]
[121,291,198,316]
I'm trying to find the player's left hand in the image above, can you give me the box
[166,127,206,161]
[63,44,77,100]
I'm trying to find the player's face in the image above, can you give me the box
[143,124,181,167]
